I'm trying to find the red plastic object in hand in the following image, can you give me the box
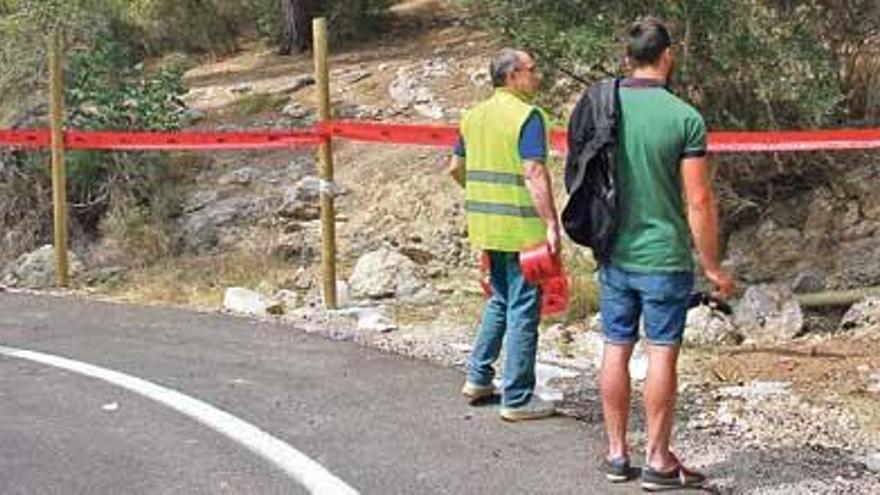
[520,244,570,317]
[478,245,569,316]
[519,244,563,284]
[539,275,569,316]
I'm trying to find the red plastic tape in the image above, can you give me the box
[0,129,50,148]
[0,129,323,151]
[65,130,323,150]
[1,122,880,153]
[326,121,458,147]
[708,129,880,152]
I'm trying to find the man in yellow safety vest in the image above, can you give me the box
[448,48,561,421]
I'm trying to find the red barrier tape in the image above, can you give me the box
[326,121,457,147]
[0,129,50,148]
[708,129,880,152]
[1,122,880,153]
[0,129,323,151]
[65,130,324,150]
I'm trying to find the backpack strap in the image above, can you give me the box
[569,78,620,194]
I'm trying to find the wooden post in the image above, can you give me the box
[313,17,337,309]
[48,30,69,288]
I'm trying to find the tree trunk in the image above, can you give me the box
[278,0,312,55]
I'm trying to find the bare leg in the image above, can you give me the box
[644,344,680,470]
[600,342,634,461]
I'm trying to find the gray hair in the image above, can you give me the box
[490,48,523,88]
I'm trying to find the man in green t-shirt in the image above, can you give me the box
[596,17,736,490]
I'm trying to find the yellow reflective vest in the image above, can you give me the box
[461,88,550,252]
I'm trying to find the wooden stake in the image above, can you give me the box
[48,30,69,288]
[313,17,337,309]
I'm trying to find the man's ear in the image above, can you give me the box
[661,47,674,68]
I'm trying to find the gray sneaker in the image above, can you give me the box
[461,382,496,401]
[499,396,556,421]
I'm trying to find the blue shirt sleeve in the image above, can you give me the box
[519,110,547,161]
[454,135,466,157]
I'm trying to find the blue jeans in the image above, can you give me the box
[599,264,694,346]
[467,251,541,408]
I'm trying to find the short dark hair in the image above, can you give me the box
[627,17,672,66]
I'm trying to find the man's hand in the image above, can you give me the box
[547,223,561,257]
[704,266,736,300]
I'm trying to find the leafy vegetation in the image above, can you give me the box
[463,0,869,130]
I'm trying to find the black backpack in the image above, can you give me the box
[561,78,620,264]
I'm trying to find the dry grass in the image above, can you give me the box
[230,92,289,116]
[682,333,880,434]
[102,252,299,310]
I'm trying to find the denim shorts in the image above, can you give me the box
[599,264,694,346]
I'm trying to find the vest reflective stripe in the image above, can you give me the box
[465,181,533,207]
[461,89,551,252]
[465,201,540,218]
[466,170,525,187]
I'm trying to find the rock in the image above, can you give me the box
[281,102,310,119]
[277,176,347,222]
[280,75,315,94]
[265,299,285,316]
[841,297,880,330]
[286,266,313,291]
[231,83,254,94]
[725,220,805,284]
[389,69,435,109]
[685,305,742,346]
[413,101,444,120]
[218,167,256,186]
[273,289,300,310]
[532,362,578,402]
[270,232,317,262]
[867,371,880,393]
[734,285,804,342]
[469,68,491,87]
[223,287,275,318]
[183,189,219,214]
[179,196,269,251]
[421,57,449,76]
[866,452,880,473]
[718,381,791,402]
[355,307,397,333]
[792,268,827,293]
[2,245,83,289]
[181,109,206,125]
[349,248,430,301]
[830,238,880,288]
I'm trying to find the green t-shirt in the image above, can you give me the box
[611,79,708,273]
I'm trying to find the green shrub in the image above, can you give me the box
[463,0,846,130]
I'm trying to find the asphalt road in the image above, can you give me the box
[0,292,639,494]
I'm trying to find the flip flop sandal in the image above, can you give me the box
[604,457,640,483]
[641,462,707,492]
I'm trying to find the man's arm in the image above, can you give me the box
[524,160,561,255]
[681,157,735,298]
[448,155,465,188]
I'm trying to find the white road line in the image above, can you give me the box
[0,345,359,495]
